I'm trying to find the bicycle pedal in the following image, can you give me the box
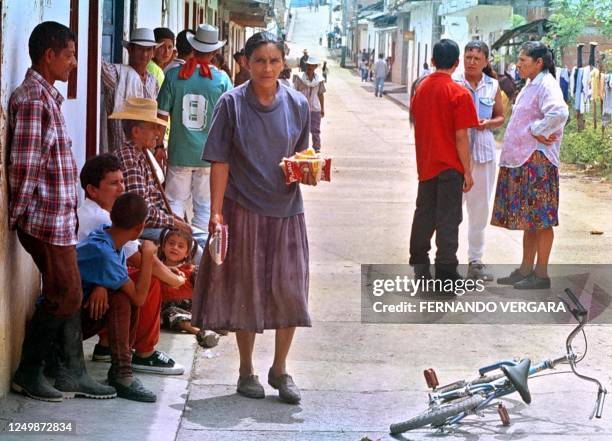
[424,368,439,389]
[497,403,511,426]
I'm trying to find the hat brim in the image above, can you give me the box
[306,60,320,65]
[108,111,168,127]
[122,40,162,49]
[187,33,226,53]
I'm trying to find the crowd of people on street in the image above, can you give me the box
[9,19,323,406]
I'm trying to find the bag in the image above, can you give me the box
[209,224,228,265]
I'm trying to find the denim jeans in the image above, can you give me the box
[409,169,464,267]
[165,166,211,231]
[375,77,385,96]
[141,226,208,264]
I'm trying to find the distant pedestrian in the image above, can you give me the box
[294,57,326,151]
[322,61,329,83]
[374,53,388,97]
[409,39,479,283]
[492,41,568,290]
[422,62,432,76]
[358,58,367,82]
[299,49,309,72]
[233,49,251,86]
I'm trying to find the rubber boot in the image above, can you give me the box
[54,311,117,399]
[11,306,64,402]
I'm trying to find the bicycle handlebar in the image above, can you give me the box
[564,289,587,317]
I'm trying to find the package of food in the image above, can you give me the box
[279,148,332,185]
[209,224,228,265]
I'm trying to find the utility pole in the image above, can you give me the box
[340,0,348,67]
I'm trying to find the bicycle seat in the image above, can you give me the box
[501,358,532,404]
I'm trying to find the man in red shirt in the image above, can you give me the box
[409,39,478,282]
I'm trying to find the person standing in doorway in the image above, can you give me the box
[409,39,479,282]
[454,41,505,280]
[233,49,251,86]
[374,53,388,97]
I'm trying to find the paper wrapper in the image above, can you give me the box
[279,148,332,185]
[209,224,228,265]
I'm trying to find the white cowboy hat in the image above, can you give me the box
[187,24,226,53]
[305,56,321,65]
[122,28,161,48]
[109,98,167,127]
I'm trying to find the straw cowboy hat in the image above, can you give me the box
[187,24,226,53]
[109,98,167,126]
[122,28,161,48]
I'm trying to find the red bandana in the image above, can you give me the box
[178,56,212,80]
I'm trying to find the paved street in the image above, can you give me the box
[1,5,611,441]
[177,6,612,441]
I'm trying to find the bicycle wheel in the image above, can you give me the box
[390,394,486,434]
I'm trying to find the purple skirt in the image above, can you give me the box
[191,198,311,333]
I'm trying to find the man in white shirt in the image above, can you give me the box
[374,53,388,97]
[78,154,185,375]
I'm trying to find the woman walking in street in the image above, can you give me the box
[191,31,314,404]
[492,41,568,289]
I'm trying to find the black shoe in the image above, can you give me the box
[108,375,156,403]
[12,368,63,402]
[53,312,117,399]
[92,344,111,362]
[497,269,530,285]
[132,350,185,375]
[513,273,551,290]
[413,264,432,280]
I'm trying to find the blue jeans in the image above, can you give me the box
[375,77,385,96]
[141,226,208,264]
[360,68,368,82]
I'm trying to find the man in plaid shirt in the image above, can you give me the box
[9,22,116,402]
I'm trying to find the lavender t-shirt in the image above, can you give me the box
[203,81,311,218]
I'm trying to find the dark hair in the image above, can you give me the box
[176,30,194,57]
[464,40,497,79]
[154,27,175,43]
[158,228,197,263]
[520,40,556,78]
[244,31,285,60]
[110,193,148,230]
[233,49,245,62]
[378,53,384,59]
[433,39,460,70]
[423,62,429,69]
[29,21,76,64]
[122,119,145,138]
[80,153,122,196]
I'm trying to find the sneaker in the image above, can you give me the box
[92,344,111,362]
[497,269,530,285]
[131,351,185,375]
[513,273,551,290]
[467,261,494,281]
[108,375,156,403]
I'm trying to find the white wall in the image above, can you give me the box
[135,0,163,30]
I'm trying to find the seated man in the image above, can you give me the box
[78,153,185,374]
[109,98,207,259]
[78,193,158,402]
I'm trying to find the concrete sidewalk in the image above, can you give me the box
[0,331,203,441]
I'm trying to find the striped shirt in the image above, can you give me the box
[8,69,79,246]
[114,141,175,229]
[454,72,498,163]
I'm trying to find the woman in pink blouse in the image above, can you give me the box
[491,41,569,290]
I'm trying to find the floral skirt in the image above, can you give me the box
[491,151,559,230]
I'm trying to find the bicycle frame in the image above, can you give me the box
[426,289,607,429]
